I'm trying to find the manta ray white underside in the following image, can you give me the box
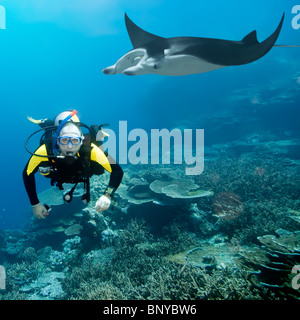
[103,48,225,76]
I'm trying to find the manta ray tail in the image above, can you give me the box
[259,13,285,54]
[274,44,300,47]
[226,13,286,65]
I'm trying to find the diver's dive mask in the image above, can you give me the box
[58,136,83,146]
[57,124,84,158]
[52,110,81,157]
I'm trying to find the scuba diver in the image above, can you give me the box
[23,110,123,219]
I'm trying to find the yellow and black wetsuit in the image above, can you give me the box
[23,143,123,206]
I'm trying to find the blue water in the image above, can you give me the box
[0,0,299,229]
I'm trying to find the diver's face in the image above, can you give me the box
[58,123,83,157]
[58,134,82,156]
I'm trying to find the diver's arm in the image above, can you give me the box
[90,144,123,194]
[23,145,50,218]
[105,157,124,197]
[23,145,49,205]
[23,167,49,219]
[23,166,39,206]
[90,145,123,212]
[94,158,123,212]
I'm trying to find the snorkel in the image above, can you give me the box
[52,110,78,156]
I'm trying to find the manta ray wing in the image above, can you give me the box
[170,13,285,66]
[125,13,165,48]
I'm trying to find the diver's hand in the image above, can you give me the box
[32,203,49,219]
[95,195,111,213]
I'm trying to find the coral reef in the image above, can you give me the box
[61,220,264,300]
[150,178,213,199]
[242,229,300,299]
[212,192,244,221]
[64,224,82,236]
[0,145,299,300]
[20,272,65,300]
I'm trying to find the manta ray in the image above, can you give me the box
[102,13,285,76]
